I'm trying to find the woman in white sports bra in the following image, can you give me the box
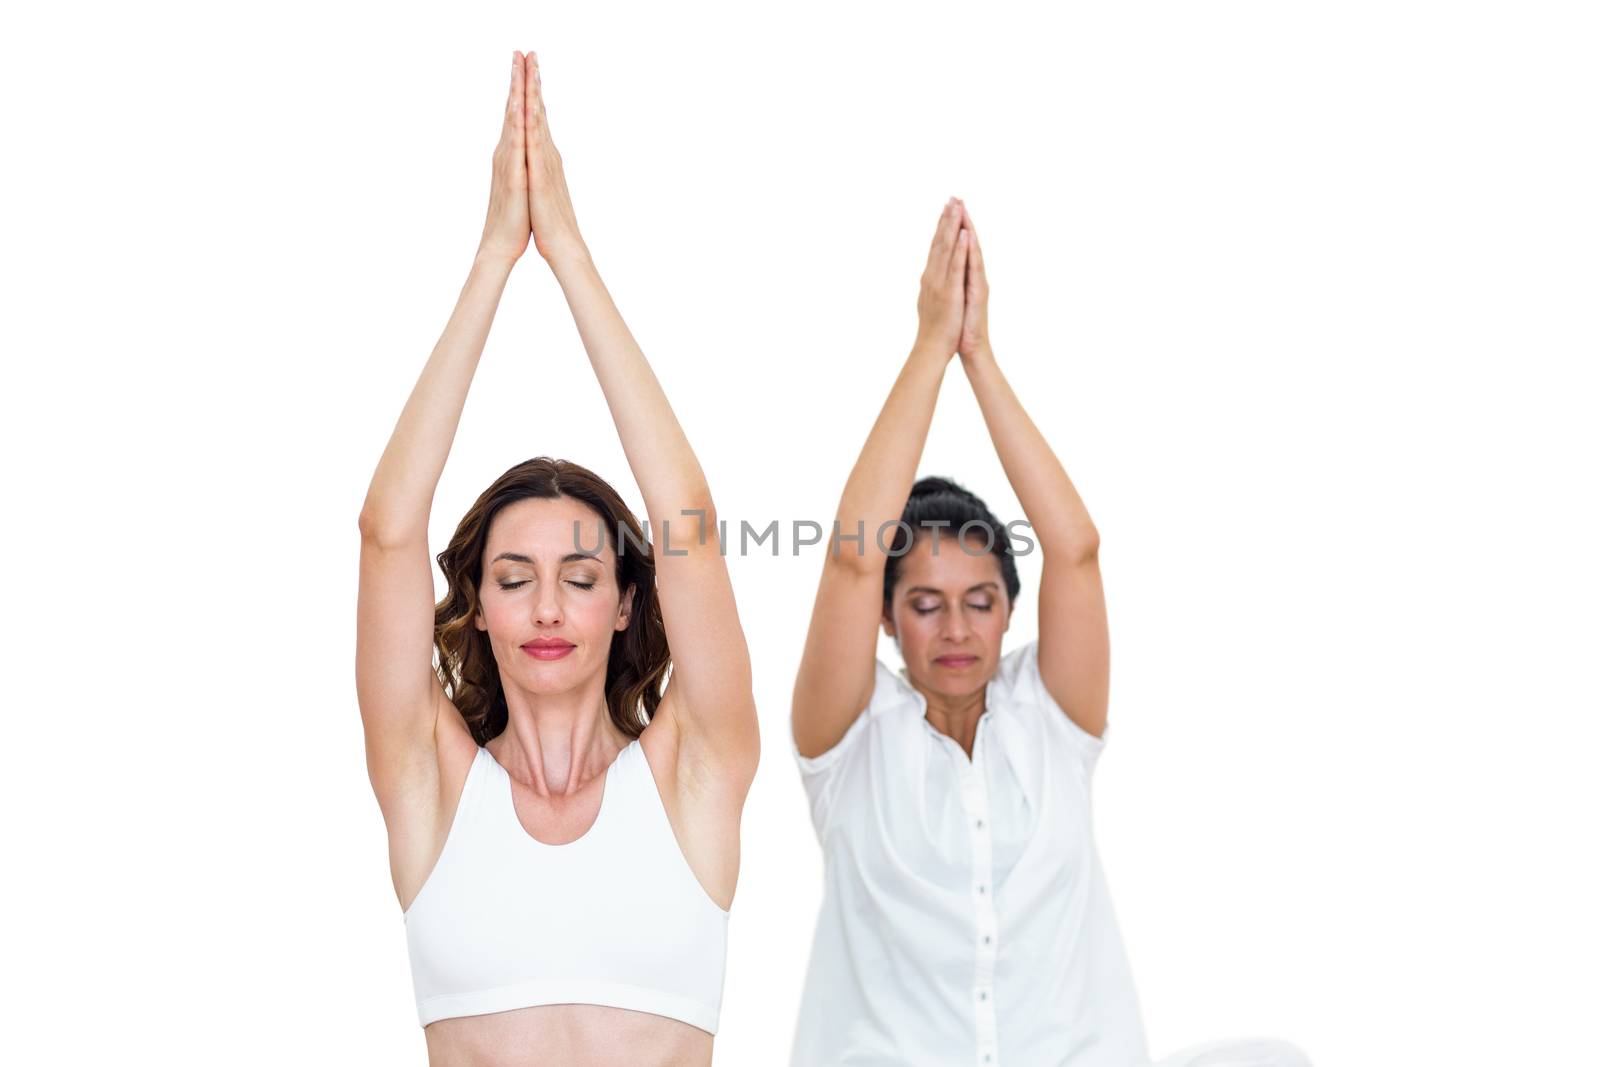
[788,199,1311,1067]
[355,51,758,1066]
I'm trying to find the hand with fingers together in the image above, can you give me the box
[478,50,534,265]
[915,197,972,360]
[476,50,588,268]
[954,200,990,361]
[521,51,586,266]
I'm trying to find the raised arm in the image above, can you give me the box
[356,54,532,819]
[955,203,1109,739]
[519,53,757,783]
[791,200,970,759]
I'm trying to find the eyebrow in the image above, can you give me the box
[489,552,603,566]
[906,582,999,596]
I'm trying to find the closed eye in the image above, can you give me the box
[498,580,597,590]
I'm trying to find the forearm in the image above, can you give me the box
[359,252,515,541]
[546,247,713,527]
[831,340,950,569]
[961,344,1099,558]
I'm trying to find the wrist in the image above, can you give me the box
[541,235,593,274]
[472,246,519,276]
[910,333,955,365]
[960,339,995,365]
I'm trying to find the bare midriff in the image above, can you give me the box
[421,1003,712,1067]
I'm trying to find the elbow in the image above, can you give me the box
[825,541,882,579]
[1080,525,1101,557]
[648,496,722,556]
[358,507,423,550]
[1030,518,1100,566]
[1061,525,1100,564]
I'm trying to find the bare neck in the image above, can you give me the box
[917,682,987,759]
[491,675,630,796]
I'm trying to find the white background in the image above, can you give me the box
[4,1,1596,1064]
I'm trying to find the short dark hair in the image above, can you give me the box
[882,476,1022,613]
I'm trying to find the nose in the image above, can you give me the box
[943,608,972,642]
[532,581,563,627]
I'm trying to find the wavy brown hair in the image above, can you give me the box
[432,456,670,745]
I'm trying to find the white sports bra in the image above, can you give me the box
[402,738,730,1032]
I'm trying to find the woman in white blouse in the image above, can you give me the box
[789,197,1311,1067]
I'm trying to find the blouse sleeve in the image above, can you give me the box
[1011,639,1109,768]
[791,666,884,842]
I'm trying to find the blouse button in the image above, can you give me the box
[983,934,992,945]
[976,884,987,895]
[975,818,985,830]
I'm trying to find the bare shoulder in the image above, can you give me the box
[430,700,483,808]
[385,697,483,913]
[636,696,749,912]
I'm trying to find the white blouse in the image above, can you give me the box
[790,640,1150,1067]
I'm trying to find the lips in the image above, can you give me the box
[522,639,575,661]
[935,654,979,668]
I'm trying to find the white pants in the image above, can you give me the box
[1148,1037,1312,1067]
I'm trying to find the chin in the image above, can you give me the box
[516,655,583,686]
